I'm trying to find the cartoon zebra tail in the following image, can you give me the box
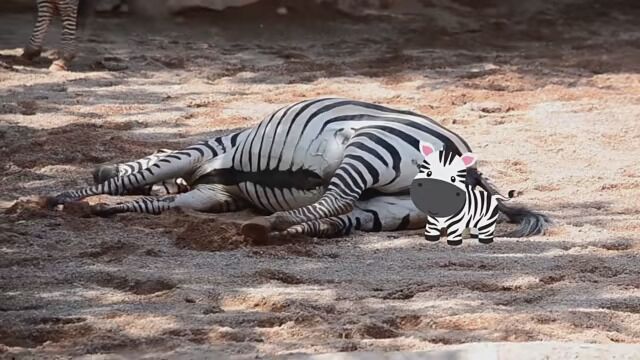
[468,167,551,237]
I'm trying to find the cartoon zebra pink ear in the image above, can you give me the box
[460,152,478,167]
[419,141,435,158]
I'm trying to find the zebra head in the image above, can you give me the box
[410,141,478,218]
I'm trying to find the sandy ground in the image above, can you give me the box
[1,0,640,358]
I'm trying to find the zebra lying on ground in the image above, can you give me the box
[21,0,94,71]
[47,98,550,242]
[410,142,511,246]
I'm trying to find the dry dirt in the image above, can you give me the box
[1,0,640,358]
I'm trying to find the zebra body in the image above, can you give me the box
[22,0,90,71]
[410,142,509,245]
[49,98,549,241]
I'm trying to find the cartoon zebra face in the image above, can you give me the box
[410,142,478,218]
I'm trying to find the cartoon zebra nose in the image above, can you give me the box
[456,192,461,197]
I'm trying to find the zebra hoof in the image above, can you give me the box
[241,217,272,245]
[49,60,68,72]
[479,237,494,244]
[92,165,119,184]
[21,47,41,61]
[90,203,118,217]
[45,195,63,210]
[424,234,440,242]
[447,239,463,246]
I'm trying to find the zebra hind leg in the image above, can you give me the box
[271,195,426,239]
[242,135,388,242]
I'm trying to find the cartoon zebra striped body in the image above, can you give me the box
[22,0,92,71]
[48,98,549,241]
[411,142,510,245]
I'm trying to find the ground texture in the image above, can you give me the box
[1,0,640,358]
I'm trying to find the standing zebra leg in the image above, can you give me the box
[50,0,79,71]
[22,0,55,61]
[91,184,247,216]
[273,195,426,239]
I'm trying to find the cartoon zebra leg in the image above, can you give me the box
[90,184,247,216]
[50,0,79,71]
[475,210,500,244]
[271,195,426,239]
[48,143,215,208]
[424,216,442,242]
[22,0,54,60]
[443,213,467,246]
[241,136,391,242]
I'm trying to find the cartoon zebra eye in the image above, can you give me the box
[426,171,432,177]
[450,176,456,183]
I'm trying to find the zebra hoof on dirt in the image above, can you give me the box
[90,203,119,217]
[241,217,272,245]
[49,59,68,72]
[92,165,119,184]
[45,195,62,210]
[21,47,41,61]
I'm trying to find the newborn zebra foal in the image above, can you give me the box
[48,98,550,241]
[22,0,93,71]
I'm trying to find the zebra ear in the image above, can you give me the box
[461,153,478,167]
[419,142,435,157]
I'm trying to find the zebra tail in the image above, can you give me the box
[468,167,551,237]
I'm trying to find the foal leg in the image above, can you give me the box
[50,0,80,71]
[22,0,55,60]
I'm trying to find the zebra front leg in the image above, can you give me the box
[50,0,79,71]
[48,143,212,207]
[92,149,189,196]
[92,184,247,216]
[22,0,55,61]
[92,149,174,184]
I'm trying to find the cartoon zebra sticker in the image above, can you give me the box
[410,142,510,246]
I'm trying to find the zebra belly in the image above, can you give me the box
[194,167,328,213]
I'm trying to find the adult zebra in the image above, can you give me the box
[21,0,95,71]
[47,98,550,242]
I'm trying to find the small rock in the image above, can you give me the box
[202,305,223,315]
[463,101,508,114]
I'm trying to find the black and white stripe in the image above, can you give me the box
[49,98,549,240]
